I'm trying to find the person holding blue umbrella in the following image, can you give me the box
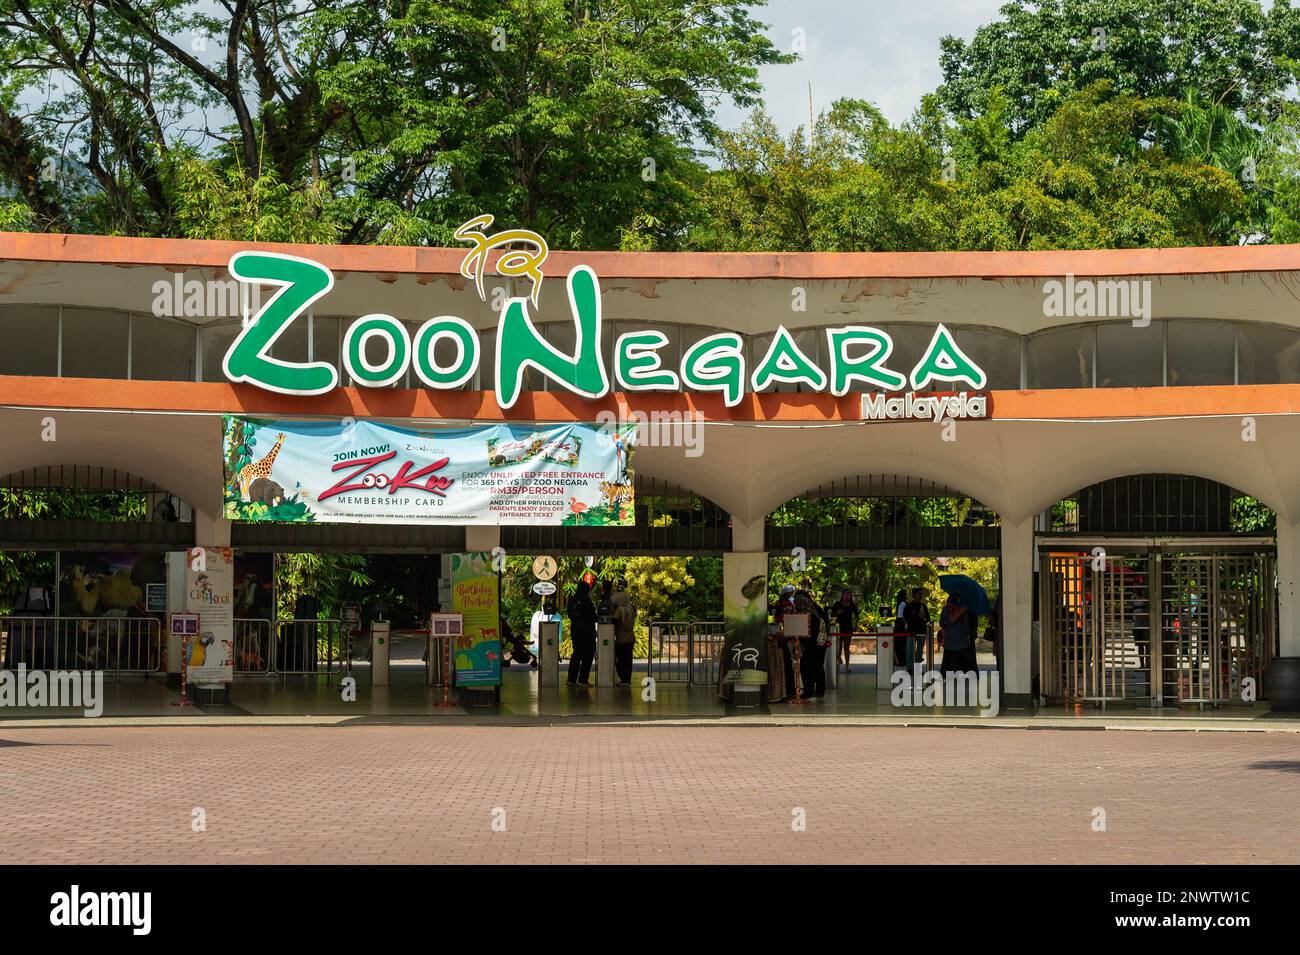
[938,574,988,679]
[938,594,979,678]
[938,574,992,615]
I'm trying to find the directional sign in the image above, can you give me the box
[532,556,557,581]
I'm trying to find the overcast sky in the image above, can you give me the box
[714,0,1008,131]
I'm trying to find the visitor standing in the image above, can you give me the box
[795,588,830,699]
[904,587,931,669]
[938,594,978,679]
[610,585,635,685]
[774,583,798,699]
[566,581,598,687]
[832,588,858,673]
[893,589,909,667]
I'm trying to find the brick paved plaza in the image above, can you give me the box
[4,724,1298,864]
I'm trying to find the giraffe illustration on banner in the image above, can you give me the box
[238,432,286,501]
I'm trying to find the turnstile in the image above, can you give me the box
[1040,548,1274,706]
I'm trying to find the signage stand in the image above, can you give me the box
[172,634,194,708]
[169,612,200,708]
[429,612,462,707]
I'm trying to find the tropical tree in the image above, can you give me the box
[936,0,1300,134]
[0,0,788,245]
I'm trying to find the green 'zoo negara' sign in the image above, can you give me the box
[221,219,987,408]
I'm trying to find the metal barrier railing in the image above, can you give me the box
[0,615,162,676]
[647,621,725,685]
[647,621,692,683]
[274,618,343,677]
[837,628,935,668]
[689,621,726,686]
[234,618,274,674]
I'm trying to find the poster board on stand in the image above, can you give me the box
[449,553,502,688]
[429,612,462,688]
[722,553,769,696]
[184,548,234,684]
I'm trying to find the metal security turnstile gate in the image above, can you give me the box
[1040,551,1152,704]
[1041,548,1274,706]
[1158,554,1275,705]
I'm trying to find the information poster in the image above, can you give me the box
[450,553,501,687]
[146,583,167,613]
[223,417,635,527]
[184,547,234,684]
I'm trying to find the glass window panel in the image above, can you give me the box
[202,322,240,383]
[538,322,575,392]
[1027,325,1094,389]
[932,327,1020,391]
[330,315,372,388]
[61,308,127,379]
[476,328,495,390]
[883,324,942,393]
[0,306,59,376]
[131,313,196,381]
[1238,322,1300,384]
[314,317,344,383]
[1166,320,1234,387]
[1096,321,1162,387]
[270,308,309,364]
[749,332,776,390]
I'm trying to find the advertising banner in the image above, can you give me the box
[450,553,501,687]
[184,547,234,684]
[223,417,635,526]
[722,553,769,690]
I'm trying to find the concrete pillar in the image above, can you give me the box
[730,517,765,553]
[1277,520,1300,657]
[193,512,231,547]
[1000,517,1035,710]
[165,551,187,675]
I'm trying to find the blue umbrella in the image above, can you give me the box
[939,574,991,615]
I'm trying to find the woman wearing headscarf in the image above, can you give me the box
[566,580,598,687]
[610,585,635,685]
[794,588,830,700]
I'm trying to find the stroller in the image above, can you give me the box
[499,618,537,668]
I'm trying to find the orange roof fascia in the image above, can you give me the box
[3,232,1300,279]
[3,376,1300,422]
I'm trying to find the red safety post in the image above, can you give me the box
[172,632,194,708]
[433,631,455,707]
